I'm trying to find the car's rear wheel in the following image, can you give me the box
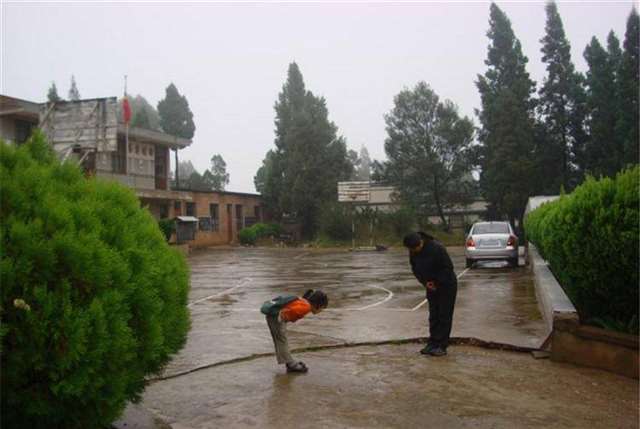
[509,257,518,267]
[466,258,473,268]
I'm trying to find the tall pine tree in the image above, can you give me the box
[617,8,640,167]
[538,1,587,191]
[157,83,195,139]
[356,146,371,181]
[158,83,195,188]
[258,62,352,237]
[68,75,80,100]
[583,34,621,177]
[476,3,537,227]
[47,82,62,102]
[254,149,283,215]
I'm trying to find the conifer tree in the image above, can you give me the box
[357,146,371,181]
[158,83,195,188]
[132,106,151,129]
[476,3,537,226]
[157,83,195,139]
[47,82,62,102]
[538,1,588,191]
[258,62,352,237]
[583,34,621,177]
[617,8,640,166]
[68,75,80,100]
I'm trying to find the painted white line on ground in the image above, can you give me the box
[187,278,251,308]
[355,285,394,311]
[410,267,470,311]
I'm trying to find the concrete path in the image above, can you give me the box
[158,247,545,379]
[138,344,638,429]
[113,247,638,429]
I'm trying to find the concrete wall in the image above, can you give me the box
[553,325,639,379]
[99,171,155,190]
[528,243,639,379]
[528,244,578,332]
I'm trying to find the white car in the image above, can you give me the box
[464,221,519,268]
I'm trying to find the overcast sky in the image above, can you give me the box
[2,1,634,193]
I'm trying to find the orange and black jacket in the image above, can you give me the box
[279,298,312,323]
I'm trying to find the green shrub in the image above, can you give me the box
[319,204,352,240]
[238,222,281,245]
[239,227,258,245]
[0,133,191,428]
[158,218,175,242]
[525,167,639,334]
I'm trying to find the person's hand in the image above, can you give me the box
[425,281,436,291]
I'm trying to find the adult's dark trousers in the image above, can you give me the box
[426,279,457,349]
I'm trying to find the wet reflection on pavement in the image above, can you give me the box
[162,247,546,378]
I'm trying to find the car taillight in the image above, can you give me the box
[507,236,516,246]
[466,238,475,247]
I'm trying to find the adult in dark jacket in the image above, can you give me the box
[403,231,457,356]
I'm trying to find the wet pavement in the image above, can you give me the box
[114,247,638,429]
[161,247,545,379]
[140,344,639,429]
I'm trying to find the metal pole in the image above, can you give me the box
[352,203,355,250]
[174,145,179,189]
[369,217,373,247]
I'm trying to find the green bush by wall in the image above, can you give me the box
[238,222,282,245]
[525,167,639,334]
[158,218,175,242]
[0,133,191,428]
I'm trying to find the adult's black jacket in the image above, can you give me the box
[409,232,456,287]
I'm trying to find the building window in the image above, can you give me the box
[255,206,261,220]
[186,202,196,217]
[210,203,219,231]
[174,200,182,216]
[198,217,212,231]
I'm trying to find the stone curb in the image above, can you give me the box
[527,243,579,334]
[150,336,539,382]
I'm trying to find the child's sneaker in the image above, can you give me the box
[286,361,308,373]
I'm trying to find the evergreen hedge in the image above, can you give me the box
[0,133,191,428]
[238,222,282,245]
[525,167,638,334]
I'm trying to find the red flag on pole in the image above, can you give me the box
[122,96,132,124]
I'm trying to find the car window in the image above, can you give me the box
[473,223,509,234]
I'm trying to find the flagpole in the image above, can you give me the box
[124,75,129,175]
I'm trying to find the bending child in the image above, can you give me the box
[260,289,328,373]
